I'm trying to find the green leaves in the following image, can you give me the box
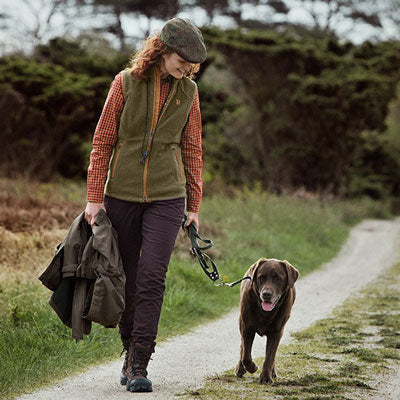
[0,55,111,179]
[202,27,400,197]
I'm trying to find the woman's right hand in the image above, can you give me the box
[84,201,106,226]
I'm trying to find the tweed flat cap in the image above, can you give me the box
[160,18,207,64]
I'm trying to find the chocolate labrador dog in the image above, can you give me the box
[235,258,299,384]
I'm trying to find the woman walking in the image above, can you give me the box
[84,18,206,393]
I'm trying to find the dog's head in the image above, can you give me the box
[251,258,299,312]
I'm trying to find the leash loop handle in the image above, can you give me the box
[182,215,251,288]
[183,217,213,251]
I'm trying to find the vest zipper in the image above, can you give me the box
[142,76,178,202]
[111,142,123,178]
[141,79,176,165]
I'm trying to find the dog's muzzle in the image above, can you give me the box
[260,291,281,312]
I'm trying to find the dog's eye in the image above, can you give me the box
[257,275,266,283]
[273,274,282,282]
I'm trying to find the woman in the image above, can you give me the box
[84,18,206,393]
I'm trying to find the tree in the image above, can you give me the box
[76,0,180,51]
[192,0,397,41]
[385,0,400,37]
[33,36,128,76]
[192,0,289,27]
[293,0,384,38]
[0,56,112,179]
[192,0,229,24]
[0,0,77,53]
[203,27,400,195]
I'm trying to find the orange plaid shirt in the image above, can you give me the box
[87,72,203,213]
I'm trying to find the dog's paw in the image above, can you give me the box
[259,371,273,384]
[243,360,258,374]
[235,361,246,377]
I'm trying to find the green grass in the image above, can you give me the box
[0,182,393,399]
[0,176,86,204]
[183,261,400,400]
[0,283,122,398]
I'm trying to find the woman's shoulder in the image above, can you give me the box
[179,76,197,100]
[119,68,143,95]
[119,68,137,83]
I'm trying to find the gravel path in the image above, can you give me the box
[17,218,400,400]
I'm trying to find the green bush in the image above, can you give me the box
[0,56,109,179]
[202,27,400,197]
[0,38,130,180]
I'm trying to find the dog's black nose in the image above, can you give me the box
[262,290,272,300]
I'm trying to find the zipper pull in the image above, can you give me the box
[141,149,149,164]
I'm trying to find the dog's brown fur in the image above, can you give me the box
[235,258,299,384]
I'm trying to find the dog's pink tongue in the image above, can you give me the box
[262,301,274,312]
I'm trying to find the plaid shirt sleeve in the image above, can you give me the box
[181,88,203,213]
[87,73,124,203]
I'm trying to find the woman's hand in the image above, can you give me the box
[185,211,199,231]
[84,201,106,226]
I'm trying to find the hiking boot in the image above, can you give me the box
[126,342,153,392]
[120,336,131,385]
[120,348,130,385]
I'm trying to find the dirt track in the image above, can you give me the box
[16,218,400,400]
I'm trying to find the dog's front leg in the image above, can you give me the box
[260,330,283,384]
[235,326,258,377]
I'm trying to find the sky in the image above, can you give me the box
[0,0,398,55]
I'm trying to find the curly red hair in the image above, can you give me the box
[129,34,200,80]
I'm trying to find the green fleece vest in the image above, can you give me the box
[104,67,197,202]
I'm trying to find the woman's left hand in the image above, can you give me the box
[185,211,199,231]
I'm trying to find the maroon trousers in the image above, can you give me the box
[104,195,185,352]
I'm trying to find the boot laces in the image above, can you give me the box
[130,347,152,377]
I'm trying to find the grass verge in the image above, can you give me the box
[0,179,394,399]
[182,261,400,400]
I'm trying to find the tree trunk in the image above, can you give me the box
[113,4,126,52]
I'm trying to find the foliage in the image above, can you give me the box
[0,56,109,179]
[34,37,129,77]
[191,0,230,24]
[291,0,385,36]
[198,80,250,185]
[75,0,180,49]
[384,82,400,160]
[1,0,399,57]
[347,82,400,199]
[191,0,394,41]
[0,38,129,180]
[202,27,400,197]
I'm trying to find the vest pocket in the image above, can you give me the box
[111,143,123,178]
[173,146,185,182]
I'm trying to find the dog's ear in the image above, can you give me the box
[250,258,266,291]
[280,260,299,287]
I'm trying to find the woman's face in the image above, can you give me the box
[161,52,191,79]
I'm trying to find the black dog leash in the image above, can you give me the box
[182,215,251,287]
